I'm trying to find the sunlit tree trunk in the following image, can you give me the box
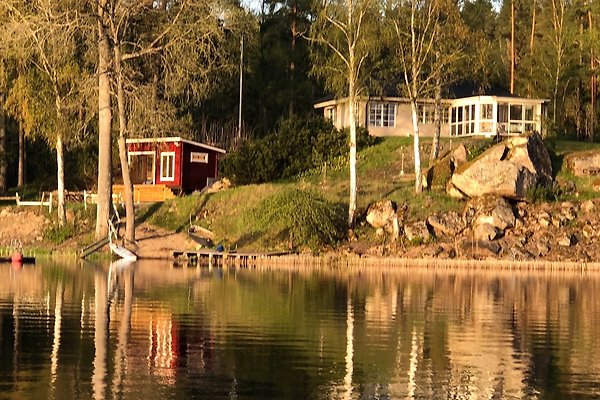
[510,0,515,94]
[0,96,6,194]
[431,66,441,161]
[56,133,65,226]
[114,45,135,243]
[96,0,113,240]
[17,124,25,187]
[410,100,422,192]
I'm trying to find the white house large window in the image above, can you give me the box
[368,102,396,127]
[160,152,175,181]
[450,104,476,136]
[417,104,450,124]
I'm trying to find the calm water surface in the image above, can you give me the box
[1,260,600,399]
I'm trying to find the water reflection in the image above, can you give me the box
[1,262,600,399]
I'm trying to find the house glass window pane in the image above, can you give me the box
[498,103,509,123]
[481,104,493,119]
[525,106,534,121]
[382,103,396,127]
[510,104,522,121]
[160,152,175,181]
[368,102,395,127]
[368,103,382,127]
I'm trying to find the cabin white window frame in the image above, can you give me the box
[368,102,396,127]
[325,106,336,124]
[190,152,209,163]
[128,151,156,185]
[160,152,176,182]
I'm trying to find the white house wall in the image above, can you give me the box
[317,95,546,138]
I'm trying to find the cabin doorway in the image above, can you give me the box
[129,152,155,184]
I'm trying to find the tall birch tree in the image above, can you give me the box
[310,0,378,226]
[390,0,463,192]
[1,0,89,226]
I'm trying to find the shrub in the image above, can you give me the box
[44,223,75,244]
[252,188,345,251]
[221,115,375,185]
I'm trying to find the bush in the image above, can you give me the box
[252,188,345,251]
[44,223,75,244]
[221,115,375,185]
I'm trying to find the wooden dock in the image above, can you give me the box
[171,249,290,267]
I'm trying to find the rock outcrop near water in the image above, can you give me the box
[447,132,553,199]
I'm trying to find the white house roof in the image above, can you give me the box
[126,136,226,154]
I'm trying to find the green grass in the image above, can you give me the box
[138,136,600,252]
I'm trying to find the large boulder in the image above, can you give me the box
[425,144,468,189]
[464,196,516,241]
[565,150,600,176]
[447,132,552,199]
[366,200,400,240]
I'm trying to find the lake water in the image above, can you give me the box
[1,260,600,399]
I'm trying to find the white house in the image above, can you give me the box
[314,93,547,138]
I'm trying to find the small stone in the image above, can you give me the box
[557,234,574,247]
[0,208,10,218]
[538,212,551,227]
[583,225,595,239]
[582,200,596,213]
[376,228,385,237]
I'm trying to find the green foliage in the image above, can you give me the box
[252,188,345,251]
[44,223,75,244]
[221,115,375,185]
[526,183,562,203]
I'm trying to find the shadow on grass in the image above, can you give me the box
[135,202,162,224]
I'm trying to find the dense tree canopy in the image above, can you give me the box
[0,0,598,228]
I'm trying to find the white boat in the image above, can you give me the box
[108,218,138,261]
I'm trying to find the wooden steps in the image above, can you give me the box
[113,184,176,203]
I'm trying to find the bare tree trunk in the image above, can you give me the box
[114,46,135,243]
[431,68,441,161]
[56,133,65,226]
[510,0,515,94]
[348,85,357,227]
[96,0,113,240]
[18,124,25,187]
[289,0,297,117]
[410,100,422,193]
[0,96,6,194]
[590,9,596,139]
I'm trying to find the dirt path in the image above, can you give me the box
[128,222,196,259]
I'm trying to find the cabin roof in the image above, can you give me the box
[126,136,226,154]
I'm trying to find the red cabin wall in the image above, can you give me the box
[127,140,221,192]
[181,142,220,192]
[127,141,183,188]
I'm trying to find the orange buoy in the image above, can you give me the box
[11,251,23,263]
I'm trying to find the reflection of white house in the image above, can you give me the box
[314,94,547,138]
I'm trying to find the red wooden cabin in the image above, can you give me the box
[126,137,226,193]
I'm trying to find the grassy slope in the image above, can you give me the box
[142,136,600,251]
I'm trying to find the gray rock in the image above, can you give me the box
[566,150,600,176]
[448,132,552,199]
[427,211,464,236]
[404,221,430,243]
[366,200,400,241]
[557,234,574,247]
[465,196,515,234]
[461,240,501,257]
[474,223,498,241]
[0,208,10,218]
